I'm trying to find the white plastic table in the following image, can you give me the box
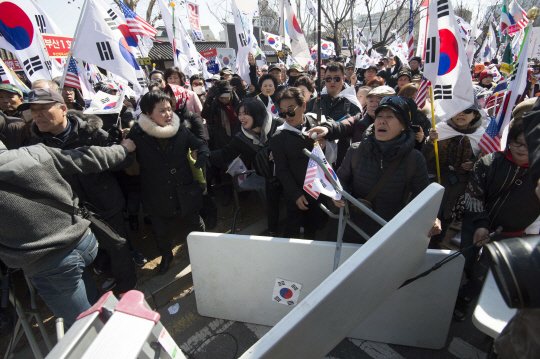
[472,270,517,338]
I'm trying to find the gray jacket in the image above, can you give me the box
[0,142,128,275]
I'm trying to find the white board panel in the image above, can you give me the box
[189,184,450,357]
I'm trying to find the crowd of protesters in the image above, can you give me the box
[1,53,540,333]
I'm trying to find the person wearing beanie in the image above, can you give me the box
[475,70,495,90]
[409,56,423,77]
[395,69,412,92]
[423,99,486,248]
[325,95,440,242]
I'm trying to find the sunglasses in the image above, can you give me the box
[278,105,299,118]
[324,76,342,83]
[461,109,475,114]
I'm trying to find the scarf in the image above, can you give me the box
[219,104,237,137]
[434,120,485,156]
[241,114,272,147]
[54,118,72,142]
[374,132,407,155]
[166,84,190,110]
[138,112,180,139]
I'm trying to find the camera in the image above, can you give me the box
[485,235,540,309]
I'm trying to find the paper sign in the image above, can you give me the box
[42,34,73,58]
[3,60,22,71]
[272,278,303,306]
[158,328,187,358]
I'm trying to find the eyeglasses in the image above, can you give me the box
[509,142,528,149]
[62,88,75,93]
[324,76,342,83]
[278,105,298,118]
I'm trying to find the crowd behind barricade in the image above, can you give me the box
[1,54,540,336]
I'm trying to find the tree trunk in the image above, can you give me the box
[334,25,341,56]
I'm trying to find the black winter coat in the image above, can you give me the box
[210,117,284,169]
[174,105,206,141]
[463,151,540,233]
[523,97,540,183]
[128,113,209,217]
[337,125,430,235]
[29,111,133,219]
[0,111,29,150]
[270,114,341,202]
[201,91,241,150]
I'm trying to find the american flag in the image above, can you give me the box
[483,82,508,112]
[118,0,157,39]
[65,57,81,90]
[407,0,414,60]
[479,115,501,154]
[303,155,320,199]
[414,77,431,109]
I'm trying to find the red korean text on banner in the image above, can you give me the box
[42,34,73,58]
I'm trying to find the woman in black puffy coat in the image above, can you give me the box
[128,91,210,274]
[331,96,439,242]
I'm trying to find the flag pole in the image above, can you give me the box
[316,0,322,125]
[60,0,88,90]
[429,86,441,184]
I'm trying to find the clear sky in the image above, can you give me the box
[37,0,224,38]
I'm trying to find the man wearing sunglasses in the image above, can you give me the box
[305,62,361,167]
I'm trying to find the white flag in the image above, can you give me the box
[279,0,291,49]
[0,59,29,91]
[306,0,317,17]
[71,0,146,92]
[158,0,200,77]
[321,40,336,57]
[226,156,248,185]
[303,143,342,201]
[283,0,311,67]
[479,24,497,64]
[231,0,259,85]
[266,95,279,119]
[465,18,478,66]
[423,0,474,121]
[0,0,59,82]
[84,91,125,115]
[262,31,282,51]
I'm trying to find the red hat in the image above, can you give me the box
[478,69,493,82]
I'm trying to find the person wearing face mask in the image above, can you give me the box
[270,88,341,239]
[127,91,209,274]
[422,100,486,248]
[201,80,242,205]
[190,74,207,104]
[328,96,440,242]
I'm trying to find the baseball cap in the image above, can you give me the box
[0,84,23,98]
[17,88,65,111]
[366,86,396,98]
[288,63,304,73]
[268,64,281,73]
[205,74,220,82]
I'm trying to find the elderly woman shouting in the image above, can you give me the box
[328,96,441,242]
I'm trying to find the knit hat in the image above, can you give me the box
[366,86,396,98]
[375,96,417,127]
[409,56,422,64]
[512,98,537,120]
[478,69,493,83]
[214,80,233,98]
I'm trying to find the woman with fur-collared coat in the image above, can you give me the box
[128,91,210,274]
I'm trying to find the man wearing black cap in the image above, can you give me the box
[24,88,139,296]
[362,65,378,85]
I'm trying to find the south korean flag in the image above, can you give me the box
[272,278,303,306]
[423,0,474,121]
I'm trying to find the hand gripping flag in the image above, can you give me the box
[479,25,531,154]
[118,0,158,39]
[71,0,146,92]
[303,142,342,200]
[422,0,474,121]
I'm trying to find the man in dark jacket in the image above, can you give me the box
[0,84,24,119]
[305,62,361,167]
[23,88,139,295]
[0,138,136,327]
[0,110,29,149]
